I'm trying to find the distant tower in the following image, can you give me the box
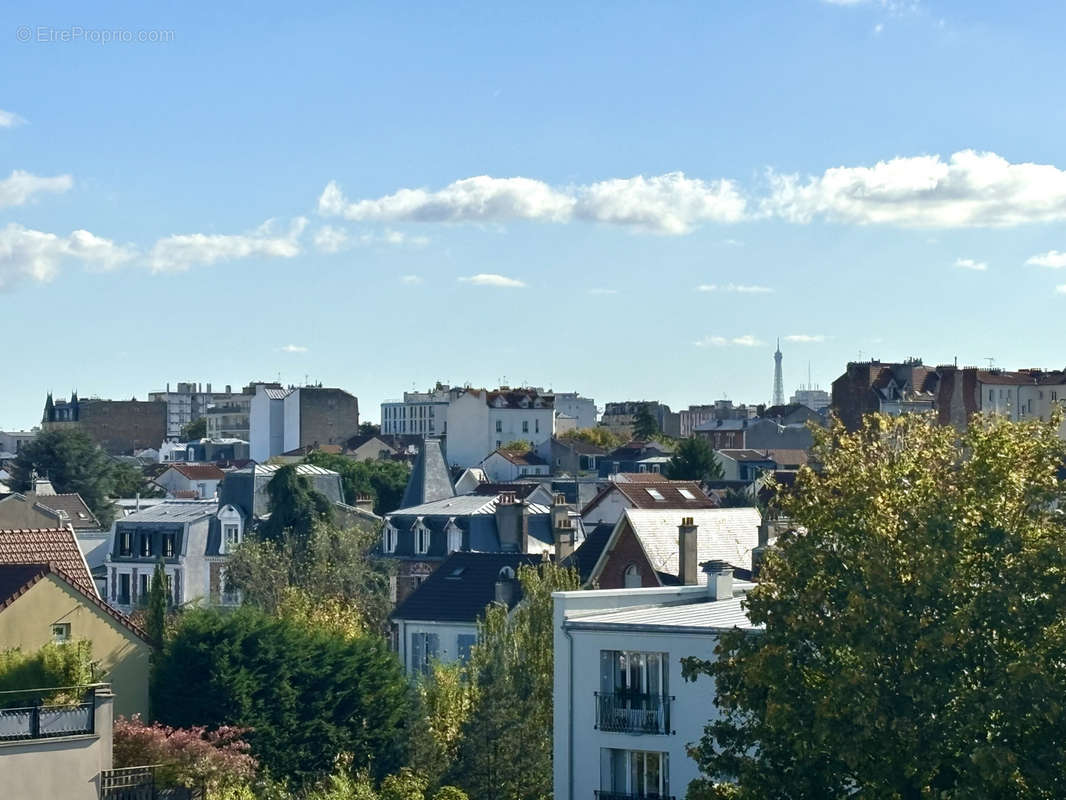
[772,338,785,406]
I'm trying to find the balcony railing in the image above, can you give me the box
[0,686,96,741]
[594,792,674,800]
[595,692,673,734]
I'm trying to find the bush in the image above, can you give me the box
[0,641,95,705]
[431,788,468,800]
[113,715,256,791]
[152,607,412,789]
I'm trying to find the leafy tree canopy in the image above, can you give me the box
[259,464,332,549]
[9,428,118,526]
[111,459,164,499]
[667,436,724,482]
[455,560,580,800]
[560,427,626,451]
[306,451,410,516]
[632,403,660,440]
[683,413,1066,800]
[152,607,412,789]
[180,417,207,441]
[499,440,531,453]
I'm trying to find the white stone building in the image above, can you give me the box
[553,574,757,800]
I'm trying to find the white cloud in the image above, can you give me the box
[764,150,1066,228]
[0,223,135,291]
[1056,285,1066,295]
[401,275,423,285]
[694,334,764,348]
[697,283,773,293]
[313,225,349,253]
[0,110,27,128]
[361,229,430,247]
[784,334,828,343]
[458,273,527,288]
[0,170,73,208]
[319,172,746,234]
[148,217,307,271]
[1027,250,1066,269]
[280,344,308,353]
[588,288,618,295]
[954,257,987,271]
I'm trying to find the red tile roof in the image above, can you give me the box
[168,463,226,481]
[494,449,548,467]
[0,563,150,642]
[0,527,97,596]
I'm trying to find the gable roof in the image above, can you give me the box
[564,523,614,584]
[0,527,97,596]
[554,437,607,456]
[0,563,151,642]
[581,480,715,516]
[35,493,100,530]
[400,437,455,509]
[717,449,777,463]
[490,449,548,467]
[167,463,226,481]
[619,507,762,580]
[391,551,547,623]
[0,493,63,529]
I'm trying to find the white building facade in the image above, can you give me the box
[381,387,451,437]
[553,578,755,800]
[249,385,288,462]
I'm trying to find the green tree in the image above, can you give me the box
[683,413,1066,799]
[180,417,207,441]
[146,558,168,645]
[431,788,468,800]
[258,464,332,551]
[306,451,411,515]
[152,607,412,790]
[666,436,724,482]
[9,428,118,526]
[359,421,382,437]
[226,520,393,634]
[560,427,625,451]
[717,487,754,508]
[0,641,95,699]
[409,661,472,789]
[499,440,531,453]
[632,403,659,440]
[380,769,428,800]
[111,460,165,499]
[455,560,580,800]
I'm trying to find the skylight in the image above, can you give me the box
[678,488,696,500]
[646,488,665,501]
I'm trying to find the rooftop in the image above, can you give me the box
[166,463,226,481]
[566,594,758,632]
[117,500,218,523]
[0,527,96,596]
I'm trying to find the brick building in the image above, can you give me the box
[42,393,167,455]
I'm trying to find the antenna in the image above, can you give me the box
[985,357,995,369]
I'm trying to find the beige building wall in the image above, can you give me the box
[0,686,114,800]
[0,576,151,718]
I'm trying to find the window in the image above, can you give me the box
[197,482,207,498]
[223,524,240,553]
[677,488,696,500]
[457,633,477,662]
[51,623,71,644]
[522,420,529,433]
[118,573,131,605]
[221,569,241,606]
[496,420,503,433]
[600,749,669,799]
[139,573,150,600]
[624,564,642,588]
[446,524,462,554]
[383,524,398,554]
[119,531,132,557]
[645,488,665,501]
[139,534,152,558]
[162,533,176,558]
[410,632,440,674]
[599,650,670,734]
[416,522,431,554]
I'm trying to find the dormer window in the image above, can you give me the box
[383,523,398,554]
[446,520,462,554]
[415,520,431,555]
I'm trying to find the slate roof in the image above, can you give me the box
[717,449,777,463]
[0,527,97,596]
[218,464,345,518]
[262,387,290,400]
[400,438,455,510]
[168,463,226,481]
[763,449,809,467]
[472,482,544,499]
[35,493,100,530]
[392,551,547,623]
[118,500,218,523]
[564,523,614,583]
[622,507,762,579]
[493,450,548,467]
[555,437,607,456]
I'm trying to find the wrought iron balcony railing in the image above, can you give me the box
[594,691,673,734]
[594,791,675,800]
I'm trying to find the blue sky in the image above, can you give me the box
[4,0,1066,428]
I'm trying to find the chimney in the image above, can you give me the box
[495,492,524,552]
[554,517,575,562]
[704,560,734,601]
[354,493,374,511]
[494,567,517,605]
[550,492,569,529]
[678,516,698,585]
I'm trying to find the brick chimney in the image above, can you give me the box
[554,517,575,561]
[550,492,569,529]
[678,516,698,585]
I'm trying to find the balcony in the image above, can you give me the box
[595,692,673,734]
[594,793,674,800]
[0,686,97,741]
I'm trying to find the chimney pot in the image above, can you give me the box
[704,561,734,601]
[678,517,698,585]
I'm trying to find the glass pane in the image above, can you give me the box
[646,752,661,795]
[647,653,661,696]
